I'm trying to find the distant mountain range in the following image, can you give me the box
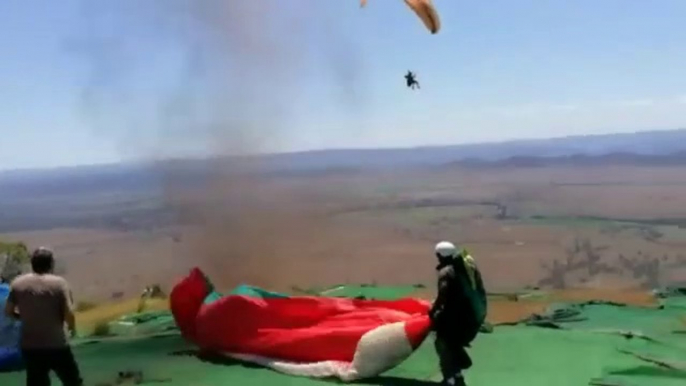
[3,128,686,196]
[257,128,686,171]
[453,151,686,168]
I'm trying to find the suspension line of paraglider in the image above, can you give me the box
[359,0,441,90]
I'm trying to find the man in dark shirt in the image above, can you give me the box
[4,247,83,386]
[429,241,487,386]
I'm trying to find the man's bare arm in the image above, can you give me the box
[62,285,77,336]
[65,308,76,337]
[4,290,20,319]
[4,299,18,319]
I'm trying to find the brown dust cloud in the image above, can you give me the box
[68,0,376,290]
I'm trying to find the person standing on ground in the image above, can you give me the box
[4,247,83,386]
[429,241,487,386]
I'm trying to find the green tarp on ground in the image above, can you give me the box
[106,310,177,337]
[318,284,424,300]
[203,284,288,304]
[3,325,685,386]
[230,284,289,299]
[497,295,686,386]
[515,299,686,339]
[2,285,685,386]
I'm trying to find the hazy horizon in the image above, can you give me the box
[2,127,686,174]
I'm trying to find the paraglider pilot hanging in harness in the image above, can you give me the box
[405,71,420,89]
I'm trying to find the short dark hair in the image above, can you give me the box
[31,247,55,274]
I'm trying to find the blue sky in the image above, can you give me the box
[2,0,686,170]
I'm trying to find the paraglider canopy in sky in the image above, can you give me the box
[360,0,441,34]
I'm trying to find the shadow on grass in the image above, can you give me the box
[609,365,686,379]
[168,349,262,369]
[168,350,439,384]
[358,376,437,386]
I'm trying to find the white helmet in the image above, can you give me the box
[434,241,457,259]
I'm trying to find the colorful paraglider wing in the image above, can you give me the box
[404,0,441,34]
[360,0,441,34]
[170,268,433,381]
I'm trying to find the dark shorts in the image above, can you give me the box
[21,347,83,386]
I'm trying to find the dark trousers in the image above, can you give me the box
[434,336,472,380]
[21,347,83,386]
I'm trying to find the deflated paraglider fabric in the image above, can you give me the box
[170,268,433,381]
[361,0,441,34]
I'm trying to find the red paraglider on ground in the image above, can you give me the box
[170,268,433,381]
